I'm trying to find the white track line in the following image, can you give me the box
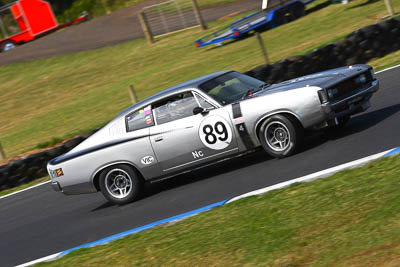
[226,148,394,204]
[376,63,400,73]
[16,252,62,267]
[0,180,50,200]
[2,64,400,201]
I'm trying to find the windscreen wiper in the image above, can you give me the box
[259,83,271,90]
[240,89,256,100]
[240,83,271,100]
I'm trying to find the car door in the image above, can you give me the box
[150,91,239,174]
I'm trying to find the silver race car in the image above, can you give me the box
[48,64,379,204]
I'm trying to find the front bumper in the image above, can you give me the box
[321,79,379,121]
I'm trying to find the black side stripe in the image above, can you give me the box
[49,125,198,166]
[236,123,254,150]
[232,102,242,119]
[231,103,254,150]
[49,135,147,165]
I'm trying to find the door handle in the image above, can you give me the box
[154,136,163,142]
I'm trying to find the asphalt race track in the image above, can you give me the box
[1,67,400,266]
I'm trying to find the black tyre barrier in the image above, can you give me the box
[1,17,400,192]
[0,129,98,191]
[245,16,400,84]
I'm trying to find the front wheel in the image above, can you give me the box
[258,115,303,158]
[1,40,16,52]
[99,164,141,205]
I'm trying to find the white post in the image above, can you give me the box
[256,32,269,65]
[384,0,395,16]
[129,85,138,104]
[192,0,207,30]
[0,142,6,161]
[262,0,269,10]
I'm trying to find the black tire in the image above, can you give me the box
[258,115,304,158]
[1,40,16,52]
[99,164,141,205]
[290,4,305,20]
[238,32,250,40]
[255,23,270,33]
[273,9,288,26]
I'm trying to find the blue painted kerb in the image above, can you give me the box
[384,147,400,156]
[59,199,228,257]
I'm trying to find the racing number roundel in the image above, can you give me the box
[199,116,232,150]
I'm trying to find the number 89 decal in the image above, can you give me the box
[199,116,232,150]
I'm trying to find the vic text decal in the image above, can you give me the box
[141,156,154,165]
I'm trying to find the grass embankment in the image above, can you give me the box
[0,0,399,158]
[38,154,400,266]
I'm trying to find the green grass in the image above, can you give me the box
[0,0,399,159]
[369,49,400,71]
[0,176,49,197]
[38,154,400,266]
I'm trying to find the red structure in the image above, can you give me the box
[0,0,87,52]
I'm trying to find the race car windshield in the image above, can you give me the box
[198,72,266,105]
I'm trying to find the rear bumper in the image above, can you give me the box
[50,178,97,195]
[51,181,62,192]
[321,79,379,121]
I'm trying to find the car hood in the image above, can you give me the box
[255,65,370,96]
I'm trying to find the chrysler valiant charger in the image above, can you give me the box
[48,64,379,204]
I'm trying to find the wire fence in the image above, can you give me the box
[141,0,200,37]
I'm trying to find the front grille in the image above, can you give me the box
[327,71,373,102]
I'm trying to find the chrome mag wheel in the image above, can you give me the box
[264,121,291,152]
[104,168,133,199]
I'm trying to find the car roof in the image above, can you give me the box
[117,70,232,117]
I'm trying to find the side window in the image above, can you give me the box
[126,105,155,132]
[194,93,215,109]
[153,92,199,125]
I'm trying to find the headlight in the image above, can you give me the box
[327,88,338,99]
[356,74,367,84]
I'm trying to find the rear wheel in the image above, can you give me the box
[1,40,16,52]
[273,9,288,26]
[258,115,303,158]
[99,164,141,205]
[290,4,305,20]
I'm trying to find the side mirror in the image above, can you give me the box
[193,106,208,115]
